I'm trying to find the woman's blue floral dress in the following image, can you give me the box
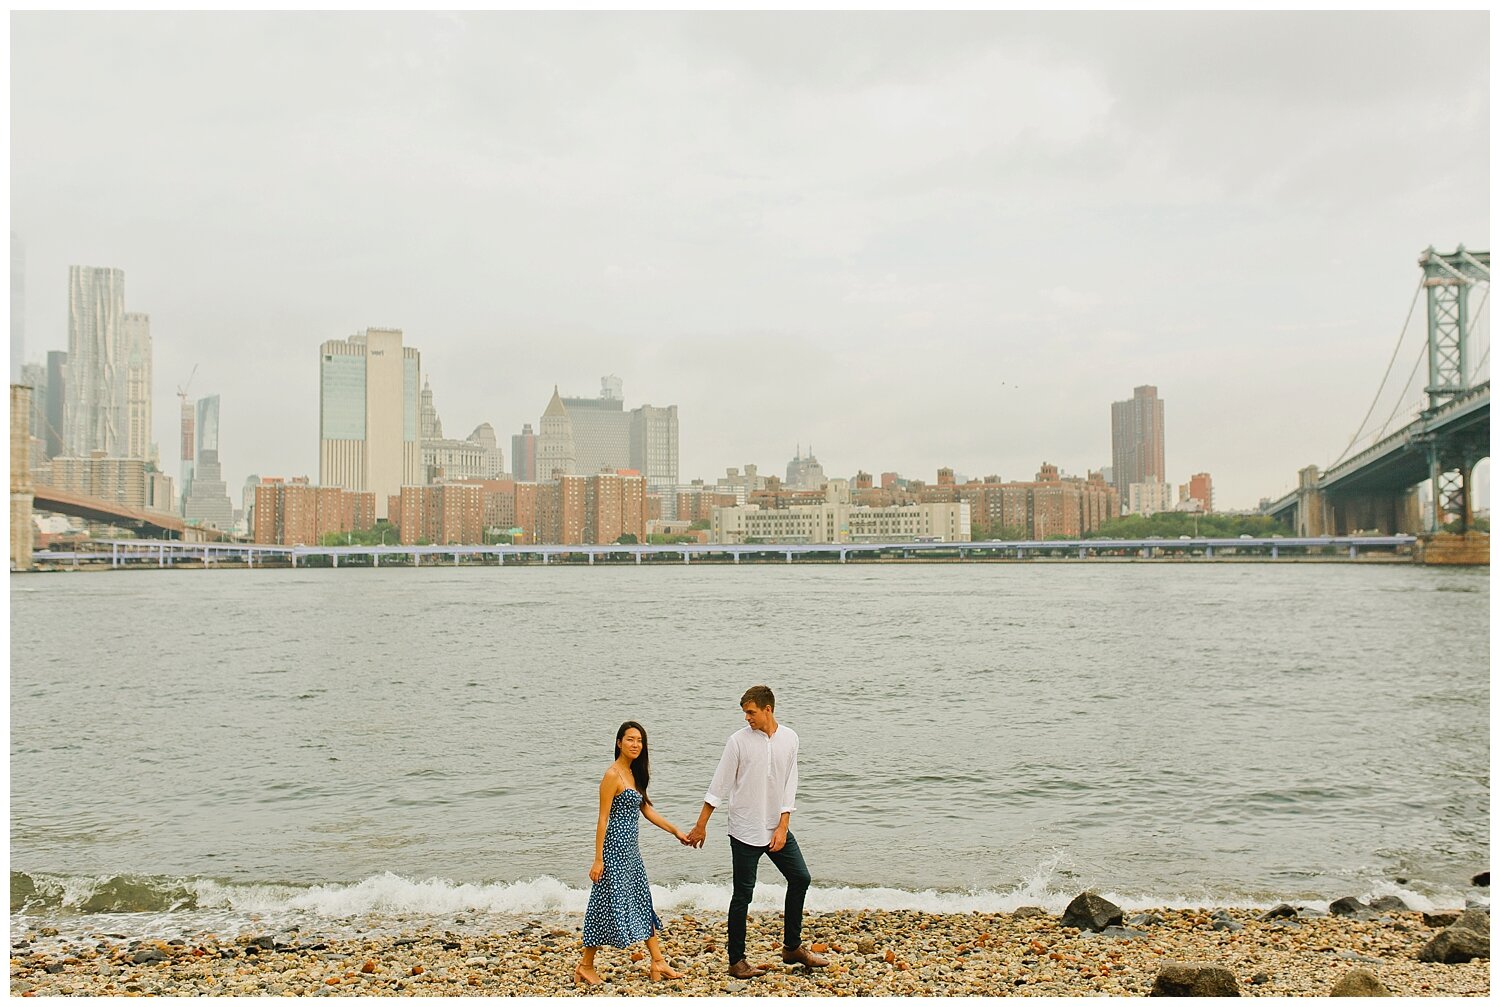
[583,788,663,948]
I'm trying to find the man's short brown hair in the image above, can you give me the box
[740,685,775,710]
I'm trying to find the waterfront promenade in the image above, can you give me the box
[32,535,1417,569]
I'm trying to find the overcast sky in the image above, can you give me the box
[10,12,1490,510]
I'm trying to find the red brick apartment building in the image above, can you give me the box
[391,483,485,545]
[389,471,646,546]
[253,478,376,546]
[852,464,1119,539]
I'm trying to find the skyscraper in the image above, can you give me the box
[11,233,24,383]
[561,381,631,475]
[418,378,503,482]
[630,404,678,494]
[536,387,577,480]
[123,312,153,464]
[44,350,66,460]
[62,266,127,458]
[511,423,537,482]
[183,394,233,528]
[1110,385,1166,499]
[319,328,421,519]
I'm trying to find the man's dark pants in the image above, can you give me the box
[728,833,811,965]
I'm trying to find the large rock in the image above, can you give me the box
[1329,968,1391,996]
[1472,871,1488,888]
[1150,960,1240,996]
[1259,903,1297,920]
[1328,896,1373,918]
[1422,911,1461,929]
[1368,895,1409,913]
[1061,892,1123,932]
[1417,909,1490,964]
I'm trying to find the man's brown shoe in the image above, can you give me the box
[782,945,830,968]
[728,960,767,979]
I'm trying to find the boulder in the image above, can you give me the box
[1259,903,1298,920]
[1329,968,1391,996]
[1369,895,1409,913]
[1422,911,1461,929]
[1417,909,1490,964]
[1149,960,1240,997]
[1472,872,1489,888]
[1061,892,1124,932]
[1128,912,1163,928]
[1328,897,1374,919]
[1010,906,1048,920]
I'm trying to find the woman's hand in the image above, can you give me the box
[672,828,690,845]
[589,859,605,883]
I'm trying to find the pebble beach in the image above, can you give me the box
[10,905,1490,997]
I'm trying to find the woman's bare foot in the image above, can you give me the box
[649,959,684,981]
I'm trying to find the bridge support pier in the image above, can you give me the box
[588,553,594,565]
[634,552,641,565]
[785,552,793,564]
[733,552,740,564]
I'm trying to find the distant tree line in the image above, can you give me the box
[1084,513,1287,539]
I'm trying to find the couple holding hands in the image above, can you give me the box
[574,685,830,986]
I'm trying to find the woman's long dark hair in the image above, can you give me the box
[614,721,652,806]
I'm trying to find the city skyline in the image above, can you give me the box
[10,12,1490,511]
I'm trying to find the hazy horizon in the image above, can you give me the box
[10,12,1490,511]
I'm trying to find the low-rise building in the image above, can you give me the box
[712,499,970,545]
[1127,481,1173,517]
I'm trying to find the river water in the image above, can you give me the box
[9,562,1490,939]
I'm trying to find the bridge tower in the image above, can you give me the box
[1418,246,1489,532]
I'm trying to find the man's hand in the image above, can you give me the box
[769,824,788,853]
[686,824,707,849]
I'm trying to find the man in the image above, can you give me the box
[685,685,829,979]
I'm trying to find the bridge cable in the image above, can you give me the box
[1372,344,1428,443]
[1327,275,1424,468]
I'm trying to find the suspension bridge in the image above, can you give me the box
[1263,246,1489,560]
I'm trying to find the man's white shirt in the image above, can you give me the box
[704,724,799,847]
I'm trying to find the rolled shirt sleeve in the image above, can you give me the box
[704,736,738,808]
[780,736,799,814]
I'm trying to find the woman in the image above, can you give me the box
[575,721,688,986]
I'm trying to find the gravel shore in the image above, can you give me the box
[10,906,1489,997]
